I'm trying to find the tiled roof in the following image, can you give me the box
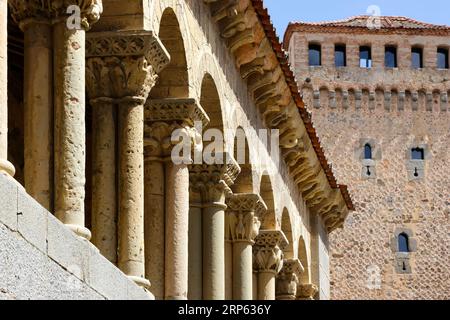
[252,0,354,211]
[284,16,450,44]
[289,15,450,30]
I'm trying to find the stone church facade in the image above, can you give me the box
[0,1,353,300]
[285,16,450,300]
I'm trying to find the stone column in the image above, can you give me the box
[0,0,14,177]
[145,98,209,300]
[52,1,102,240]
[190,157,240,300]
[90,98,116,263]
[297,283,319,300]
[275,259,304,300]
[225,215,233,300]
[227,194,266,300]
[86,31,170,293]
[188,192,203,300]
[8,2,53,205]
[253,230,288,300]
[144,157,165,300]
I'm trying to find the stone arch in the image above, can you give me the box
[259,173,276,230]
[200,73,225,152]
[298,236,310,284]
[281,208,294,259]
[150,7,189,99]
[232,127,254,194]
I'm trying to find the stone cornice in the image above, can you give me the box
[145,98,210,128]
[203,0,354,232]
[9,0,103,30]
[86,30,170,74]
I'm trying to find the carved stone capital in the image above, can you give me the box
[226,193,267,217]
[189,154,241,203]
[86,31,170,101]
[276,259,304,300]
[9,0,103,30]
[297,283,318,300]
[144,98,209,159]
[145,98,210,128]
[253,230,288,274]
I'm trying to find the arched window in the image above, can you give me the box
[364,144,373,160]
[309,44,322,66]
[411,147,425,160]
[398,233,410,253]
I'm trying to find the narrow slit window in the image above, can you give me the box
[360,46,372,68]
[309,44,322,66]
[411,148,425,160]
[364,144,373,159]
[437,48,449,69]
[412,47,423,69]
[335,45,346,67]
[398,233,410,253]
[385,46,398,68]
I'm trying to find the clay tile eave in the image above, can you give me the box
[252,0,354,212]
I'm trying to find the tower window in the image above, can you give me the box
[364,144,373,160]
[411,148,425,160]
[360,46,372,68]
[412,47,423,69]
[437,48,449,69]
[309,44,322,66]
[335,45,347,67]
[385,46,398,68]
[398,233,410,253]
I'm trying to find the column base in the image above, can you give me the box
[65,224,92,241]
[128,276,155,300]
[0,159,15,177]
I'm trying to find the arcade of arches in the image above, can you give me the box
[0,0,352,300]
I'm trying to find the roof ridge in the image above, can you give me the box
[287,15,450,29]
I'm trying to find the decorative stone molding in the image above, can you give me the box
[203,0,353,232]
[297,283,318,300]
[226,194,267,243]
[189,154,241,203]
[144,98,209,158]
[86,31,170,101]
[253,230,288,274]
[9,0,103,30]
[275,259,304,300]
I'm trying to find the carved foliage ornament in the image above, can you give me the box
[253,231,288,273]
[9,0,103,29]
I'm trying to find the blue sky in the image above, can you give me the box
[264,0,450,39]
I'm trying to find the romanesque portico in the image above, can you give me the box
[1,0,353,300]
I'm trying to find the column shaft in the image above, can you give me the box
[0,0,14,176]
[203,203,226,300]
[258,272,276,300]
[165,162,190,300]
[117,99,148,288]
[233,241,253,300]
[145,160,166,299]
[23,21,53,210]
[91,99,117,263]
[188,200,202,300]
[225,240,233,300]
[53,22,89,239]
